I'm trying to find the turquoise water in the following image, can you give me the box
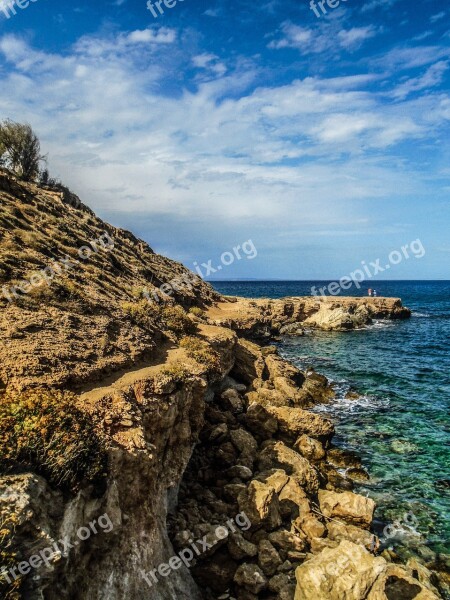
[211,281,450,557]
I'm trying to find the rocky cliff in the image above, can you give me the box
[1,168,445,600]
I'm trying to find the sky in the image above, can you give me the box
[0,0,449,280]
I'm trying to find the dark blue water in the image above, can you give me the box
[211,281,450,557]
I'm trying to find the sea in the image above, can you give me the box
[210,281,450,560]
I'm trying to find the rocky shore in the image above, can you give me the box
[0,169,446,600]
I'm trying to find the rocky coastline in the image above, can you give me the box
[0,170,447,600]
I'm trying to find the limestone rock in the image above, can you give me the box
[294,540,386,600]
[327,447,362,469]
[278,478,311,519]
[230,428,258,456]
[268,530,306,553]
[326,521,375,547]
[318,490,375,529]
[294,434,326,462]
[244,403,278,440]
[232,339,266,384]
[234,563,268,594]
[267,407,334,442]
[302,369,335,403]
[258,539,283,576]
[258,441,319,495]
[226,465,253,481]
[366,563,441,599]
[228,531,258,560]
[294,513,326,542]
[264,354,305,386]
[255,469,289,493]
[238,480,282,531]
[220,388,244,414]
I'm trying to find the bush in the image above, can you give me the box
[0,120,45,182]
[189,307,205,319]
[161,305,197,337]
[121,301,197,337]
[0,514,22,599]
[180,336,221,372]
[159,361,191,382]
[0,389,107,492]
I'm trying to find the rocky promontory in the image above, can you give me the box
[0,168,446,600]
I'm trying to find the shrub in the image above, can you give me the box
[0,514,22,599]
[160,305,197,337]
[0,120,45,182]
[189,307,205,319]
[121,301,197,337]
[0,389,107,492]
[159,361,191,382]
[121,300,153,328]
[180,336,221,372]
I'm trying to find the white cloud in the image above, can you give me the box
[390,61,449,100]
[126,28,176,44]
[0,31,447,255]
[337,26,379,49]
[430,11,446,23]
[268,22,380,54]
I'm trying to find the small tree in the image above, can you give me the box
[0,119,45,181]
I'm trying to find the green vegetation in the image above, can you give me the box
[161,305,197,337]
[180,336,220,372]
[159,361,191,382]
[189,306,206,319]
[121,300,197,337]
[0,389,107,492]
[0,120,45,182]
[0,514,21,599]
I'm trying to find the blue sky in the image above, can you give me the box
[0,0,449,280]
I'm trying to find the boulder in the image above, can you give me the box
[255,469,289,493]
[220,388,244,414]
[258,539,283,576]
[264,354,305,386]
[228,531,258,560]
[232,339,266,384]
[294,513,326,542]
[238,480,282,531]
[294,434,326,462]
[278,478,311,519]
[301,369,335,404]
[327,447,362,469]
[318,490,375,529]
[234,563,268,594]
[258,441,319,495]
[230,428,258,456]
[225,466,253,481]
[366,564,440,599]
[268,530,306,553]
[294,540,386,600]
[267,407,334,442]
[326,521,375,548]
[244,403,278,440]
